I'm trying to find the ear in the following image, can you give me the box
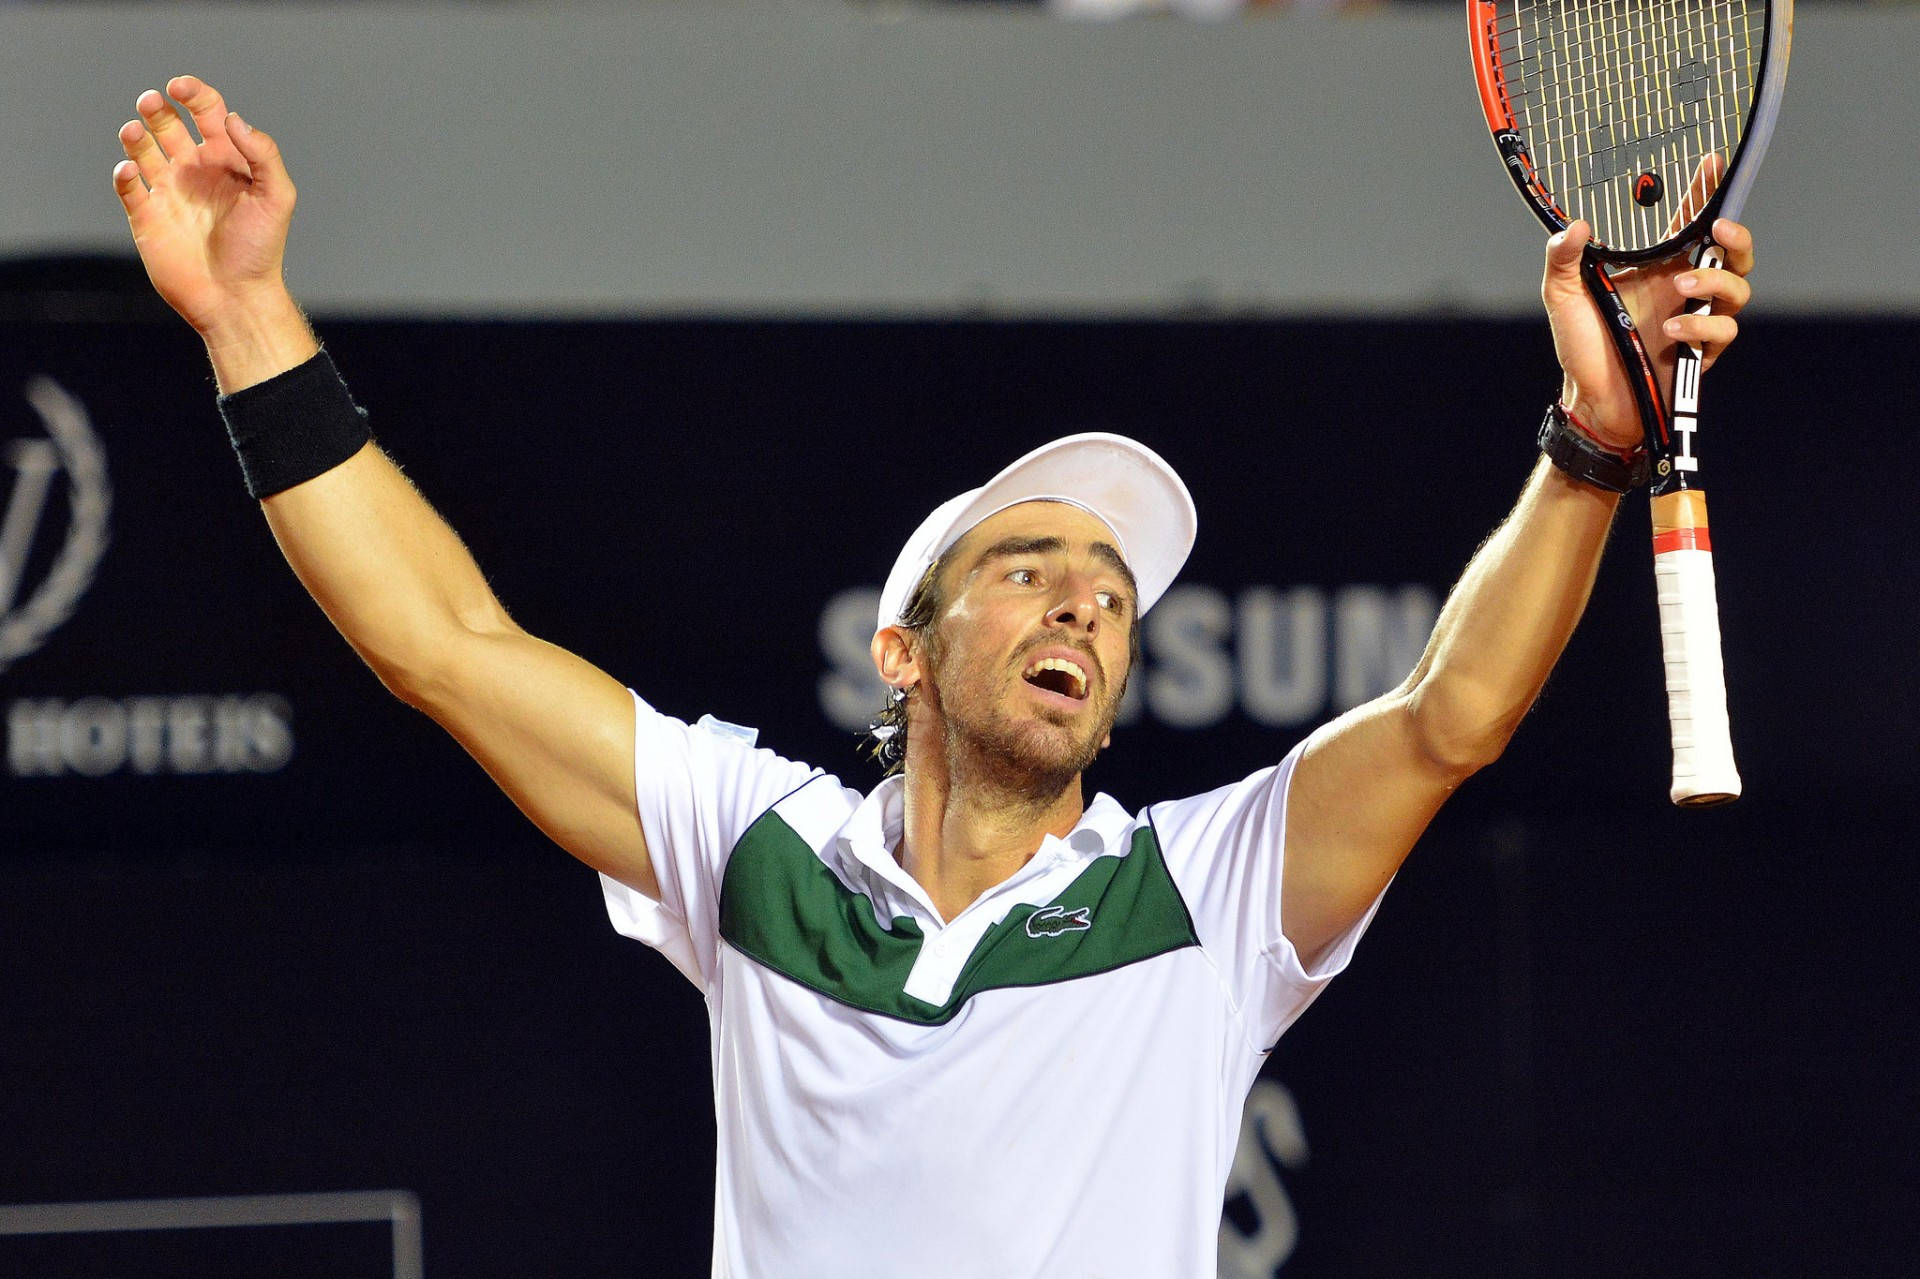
[871,625,922,692]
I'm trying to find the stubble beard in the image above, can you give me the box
[925,641,1126,807]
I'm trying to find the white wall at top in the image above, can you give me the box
[1,2,1906,318]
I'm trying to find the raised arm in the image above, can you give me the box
[114,76,656,895]
[1279,218,1755,966]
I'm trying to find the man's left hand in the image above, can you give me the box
[1544,216,1756,454]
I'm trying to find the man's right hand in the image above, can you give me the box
[113,75,316,392]
[112,78,658,899]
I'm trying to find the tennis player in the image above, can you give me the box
[113,76,1754,1277]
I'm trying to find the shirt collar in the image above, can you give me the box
[836,775,1136,921]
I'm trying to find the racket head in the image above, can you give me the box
[1470,0,1792,262]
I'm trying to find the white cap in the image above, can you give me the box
[875,432,1197,632]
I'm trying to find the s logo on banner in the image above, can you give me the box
[3,379,295,779]
[1,378,110,674]
[1219,1078,1309,1278]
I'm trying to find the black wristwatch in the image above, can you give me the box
[1536,402,1650,493]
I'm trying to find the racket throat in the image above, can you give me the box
[1657,240,1728,494]
[1579,254,1672,460]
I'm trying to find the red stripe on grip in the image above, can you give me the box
[1653,528,1713,554]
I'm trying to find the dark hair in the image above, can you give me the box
[863,545,1145,776]
[865,556,948,775]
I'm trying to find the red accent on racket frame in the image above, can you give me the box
[1470,2,1513,132]
[1585,264,1673,450]
[1470,2,1574,229]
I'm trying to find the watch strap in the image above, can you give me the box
[1537,402,1650,493]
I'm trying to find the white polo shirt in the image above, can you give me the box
[601,693,1382,1279]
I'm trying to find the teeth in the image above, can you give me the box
[1024,657,1087,699]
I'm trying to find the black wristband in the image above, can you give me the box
[1536,402,1649,493]
[217,350,372,499]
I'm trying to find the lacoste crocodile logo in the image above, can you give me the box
[1025,905,1092,939]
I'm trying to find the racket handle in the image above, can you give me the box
[1651,490,1741,806]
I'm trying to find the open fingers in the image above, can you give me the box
[135,88,194,159]
[167,75,233,155]
[118,117,169,187]
[220,111,294,205]
[111,158,149,215]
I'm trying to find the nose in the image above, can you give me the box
[1045,575,1100,636]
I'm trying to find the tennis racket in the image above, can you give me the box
[1469,0,1792,806]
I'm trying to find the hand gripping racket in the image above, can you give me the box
[1470,0,1792,805]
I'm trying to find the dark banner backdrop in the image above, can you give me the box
[2,315,1914,1276]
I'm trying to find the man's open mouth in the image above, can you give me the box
[1022,656,1089,701]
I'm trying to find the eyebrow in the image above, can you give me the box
[976,535,1139,599]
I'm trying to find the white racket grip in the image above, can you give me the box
[1651,491,1741,805]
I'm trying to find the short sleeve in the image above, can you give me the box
[599,691,826,991]
[1149,726,1388,1051]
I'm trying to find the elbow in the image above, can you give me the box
[371,656,442,714]
[1401,677,1524,779]
[357,608,515,717]
[358,639,448,713]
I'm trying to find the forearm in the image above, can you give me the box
[247,342,650,887]
[261,443,514,702]
[189,288,509,694]
[117,79,654,884]
[1401,456,1621,769]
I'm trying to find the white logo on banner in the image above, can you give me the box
[1,378,111,674]
[1,380,298,781]
[1218,1078,1309,1278]
[818,583,1439,734]
[7,694,295,778]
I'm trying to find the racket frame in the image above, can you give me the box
[1467,0,1793,806]
[1469,0,1787,262]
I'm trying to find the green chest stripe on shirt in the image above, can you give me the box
[718,814,1200,1025]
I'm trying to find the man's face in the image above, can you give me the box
[916,500,1138,793]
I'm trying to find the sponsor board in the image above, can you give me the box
[1,379,110,674]
[3,378,295,783]
[1219,1078,1309,1278]
[7,694,294,778]
[819,583,1439,735]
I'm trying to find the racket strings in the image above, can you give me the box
[1489,0,1762,252]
